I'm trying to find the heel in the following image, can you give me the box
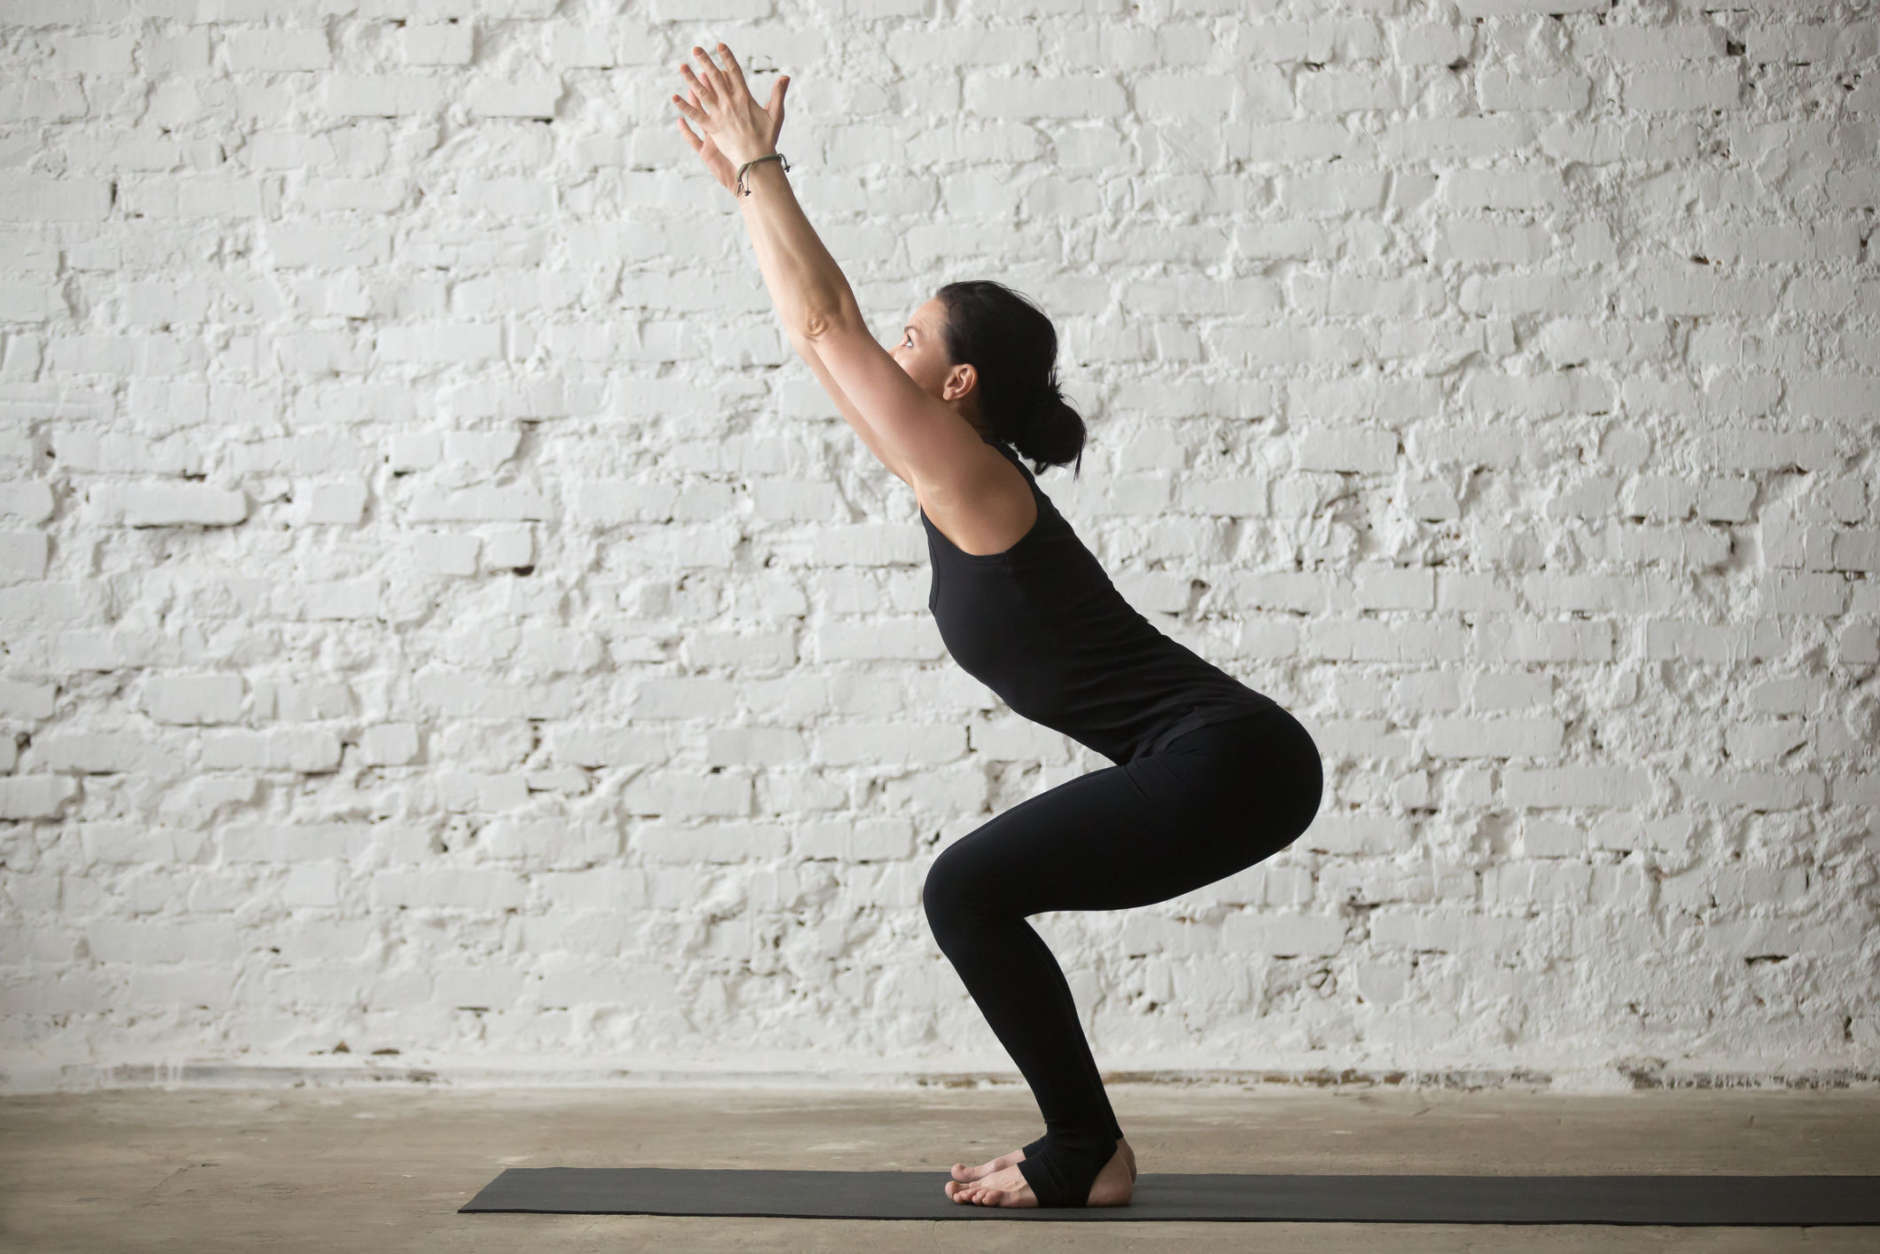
[1014,1131,1119,1208]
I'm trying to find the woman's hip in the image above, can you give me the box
[1125,701,1322,829]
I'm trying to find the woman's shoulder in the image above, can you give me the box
[916,440,1040,558]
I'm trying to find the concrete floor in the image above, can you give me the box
[2,1083,1877,1252]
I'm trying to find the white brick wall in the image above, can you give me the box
[0,2,1876,1095]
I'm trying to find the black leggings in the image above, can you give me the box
[921,701,1323,1207]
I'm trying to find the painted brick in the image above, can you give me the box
[0,3,1871,1097]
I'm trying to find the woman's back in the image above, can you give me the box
[922,436,1276,765]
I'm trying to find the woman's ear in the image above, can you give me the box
[944,362,976,402]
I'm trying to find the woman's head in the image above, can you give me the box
[889,280,1086,479]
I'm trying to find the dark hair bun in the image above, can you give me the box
[934,279,1087,481]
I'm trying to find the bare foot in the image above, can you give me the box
[944,1137,1135,1208]
[951,1134,1135,1184]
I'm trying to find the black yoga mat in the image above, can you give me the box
[460,1167,1880,1224]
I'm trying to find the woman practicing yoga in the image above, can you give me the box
[675,45,1324,1210]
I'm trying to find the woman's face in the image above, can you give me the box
[891,296,976,409]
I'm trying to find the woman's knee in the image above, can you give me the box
[1290,735,1325,837]
[919,849,958,922]
[921,842,991,928]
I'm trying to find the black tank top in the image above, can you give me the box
[922,435,1278,765]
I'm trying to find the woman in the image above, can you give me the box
[674,45,1324,1210]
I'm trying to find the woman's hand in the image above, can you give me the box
[673,42,790,195]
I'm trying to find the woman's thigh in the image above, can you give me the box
[923,707,1322,922]
[1127,703,1323,845]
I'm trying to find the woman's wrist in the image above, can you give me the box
[734,151,790,197]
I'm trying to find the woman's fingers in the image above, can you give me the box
[683,45,783,136]
[690,47,727,100]
[714,42,749,96]
[680,61,715,105]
